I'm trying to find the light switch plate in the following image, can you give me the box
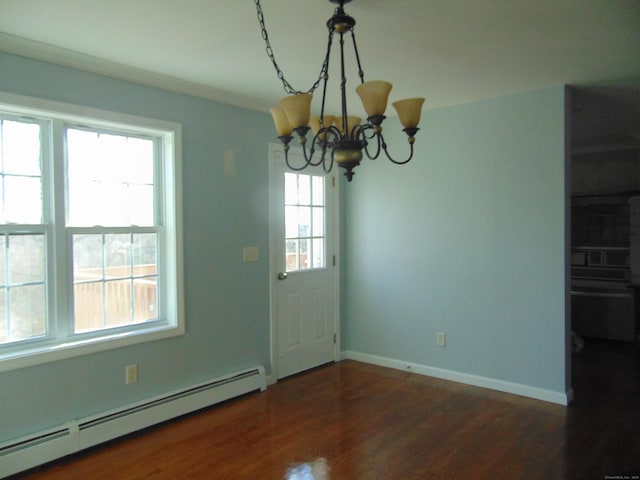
[242,246,259,262]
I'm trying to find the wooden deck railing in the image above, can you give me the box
[74,265,157,333]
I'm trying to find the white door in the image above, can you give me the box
[269,144,338,379]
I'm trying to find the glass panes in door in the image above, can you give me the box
[284,172,325,272]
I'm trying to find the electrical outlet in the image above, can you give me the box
[436,332,446,348]
[125,364,138,384]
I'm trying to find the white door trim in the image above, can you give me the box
[268,142,341,383]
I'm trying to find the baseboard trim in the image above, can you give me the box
[340,350,570,406]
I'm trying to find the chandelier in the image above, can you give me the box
[255,0,425,182]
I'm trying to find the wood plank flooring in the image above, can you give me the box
[9,342,640,479]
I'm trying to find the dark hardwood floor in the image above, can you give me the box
[9,344,640,479]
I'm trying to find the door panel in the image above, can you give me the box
[270,145,337,379]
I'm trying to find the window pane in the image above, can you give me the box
[300,238,311,269]
[67,128,155,226]
[312,238,324,268]
[286,239,299,272]
[285,206,298,239]
[74,282,104,333]
[125,138,154,184]
[73,234,103,282]
[0,120,43,225]
[312,176,324,205]
[8,234,45,284]
[129,184,154,226]
[1,120,41,176]
[9,284,46,340]
[298,207,311,238]
[105,279,132,327]
[4,176,42,224]
[298,175,311,205]
[312,207,324,237]
[284,172,297,205]
[133,233,157,276]
[105,234,131,277]
[0,289,6,342]
[0,235,5,286]
[134,277,157,322]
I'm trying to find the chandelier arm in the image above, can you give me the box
[282,127,320,170]
[324,148,336,173]
[309,133,333,172]
[378,131,416,165]
[350,30,365,84]
[305,134,326,168]
[359,126,383,160]
[254,0,329,94]
[318,127,339,173]
[284,149,315,171]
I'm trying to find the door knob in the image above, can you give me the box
[277,272,288,280]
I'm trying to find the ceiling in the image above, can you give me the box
[0,0,639,116]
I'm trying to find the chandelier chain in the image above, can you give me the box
[254,0,329,95]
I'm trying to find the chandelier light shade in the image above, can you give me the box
[255,0,425,182]
[356,81,393,117]
[393,98,426,129]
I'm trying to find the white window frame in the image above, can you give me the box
[0,92,184,372]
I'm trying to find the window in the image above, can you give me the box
[284,172,325,272]
[0,93,183,371]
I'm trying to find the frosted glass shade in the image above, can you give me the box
[334,116,362,136]
[270,107,293,136]
[392,98,425,128]
[356,81,393,117]
[279,93,313,128]
[310,115,336,135]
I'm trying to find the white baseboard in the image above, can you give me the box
[340,350,570,406]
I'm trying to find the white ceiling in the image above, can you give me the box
[0,0,639,116]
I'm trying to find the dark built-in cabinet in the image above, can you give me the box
[571,193,639,342]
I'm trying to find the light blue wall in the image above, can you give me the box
[0,50,570,445]
[342,87,568,395]
[0,52,274,441]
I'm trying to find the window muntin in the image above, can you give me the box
[284,172,325,272]
[0,93,183,370]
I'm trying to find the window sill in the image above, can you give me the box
[0,324,184,373]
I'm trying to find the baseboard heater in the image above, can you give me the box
[0,365,266,479]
